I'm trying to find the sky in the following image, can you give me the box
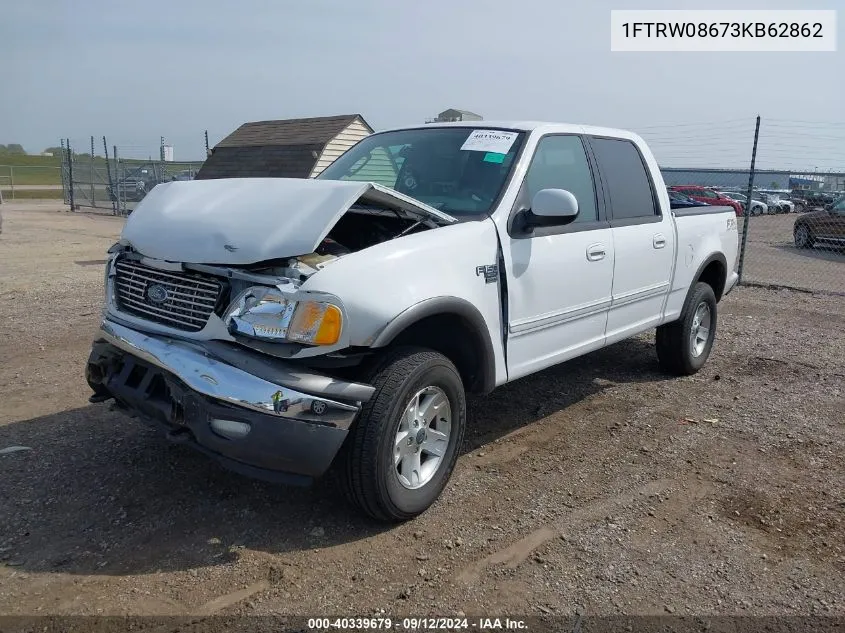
[1,0,843,170]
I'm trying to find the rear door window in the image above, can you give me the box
[590,138,659,220]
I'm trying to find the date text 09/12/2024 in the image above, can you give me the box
[307,617,528,630]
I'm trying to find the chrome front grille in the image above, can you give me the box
[113,259,223,332]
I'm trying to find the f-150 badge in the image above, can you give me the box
[476,264,498,284]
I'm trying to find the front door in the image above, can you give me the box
[496,134,615,381]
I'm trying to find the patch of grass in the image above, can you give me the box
[0,153,61,167]
[0,165,62,186]
[0,188,65,199]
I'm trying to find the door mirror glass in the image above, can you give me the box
[531,188,579,220]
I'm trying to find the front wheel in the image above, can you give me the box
[794,224,813,249]
[338,347,466,522]
[656,282,718,376]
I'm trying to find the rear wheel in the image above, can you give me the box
[656,282,717,376]
[338,347,466,522]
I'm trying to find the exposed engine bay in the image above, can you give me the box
[242,205,434,282]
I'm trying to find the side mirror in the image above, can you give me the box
[517,188,580,234]
[531,188,579,220]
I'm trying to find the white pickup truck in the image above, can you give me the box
[86,121,739,521]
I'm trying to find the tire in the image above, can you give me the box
[338,347,466,522]
[794,224,813,249]
[751,205,762,217]
[656,282,717,376]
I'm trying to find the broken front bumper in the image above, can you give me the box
[86,319,374,483]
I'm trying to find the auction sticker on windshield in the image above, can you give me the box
[460,130,518,154]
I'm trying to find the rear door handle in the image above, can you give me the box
[653,233,666,249]
[587,243,606,261]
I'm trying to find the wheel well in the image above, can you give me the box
[697,258,727,301]
[387,313,490,395]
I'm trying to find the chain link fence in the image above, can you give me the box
[65,158,204,215]
[660,169,845,296]
[60,135,207,215]
[643,117,845,297]
[0,164,63,200]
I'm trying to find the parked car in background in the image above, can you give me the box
[668,186,743,216]
[667,189,710,209]
[107,167,165,202]
[791,190,836,213]
[719,192,767,216]
[716,192,746,213]
[759,191,795,214]
[751,192,787,214]
[794,195,845,250]
[170,169,198,182]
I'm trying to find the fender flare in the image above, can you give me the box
[691,252,728,301]
[371,296,497,394]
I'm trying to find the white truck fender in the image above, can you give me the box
[301,218,507,391]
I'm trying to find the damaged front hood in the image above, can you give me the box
[120,177,456,265]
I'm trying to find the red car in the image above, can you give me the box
[668,186,743,216]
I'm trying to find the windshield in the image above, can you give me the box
[317,127,525,216]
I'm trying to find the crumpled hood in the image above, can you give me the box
[120,177,456,265]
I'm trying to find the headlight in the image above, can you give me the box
[225,286,342,346]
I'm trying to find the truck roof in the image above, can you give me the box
[384,120,646,143]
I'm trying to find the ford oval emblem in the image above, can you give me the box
[146,283,169,304]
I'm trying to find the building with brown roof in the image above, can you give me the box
[195,114,373,180]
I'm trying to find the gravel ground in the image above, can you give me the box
[0,204,843,622]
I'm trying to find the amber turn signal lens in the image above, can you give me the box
[313,304,342,345]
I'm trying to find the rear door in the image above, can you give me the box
[587,136,675,345]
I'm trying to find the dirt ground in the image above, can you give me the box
[0,203,843,621]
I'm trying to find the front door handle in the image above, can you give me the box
[587,243,606,261]
[653,233,667,249]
